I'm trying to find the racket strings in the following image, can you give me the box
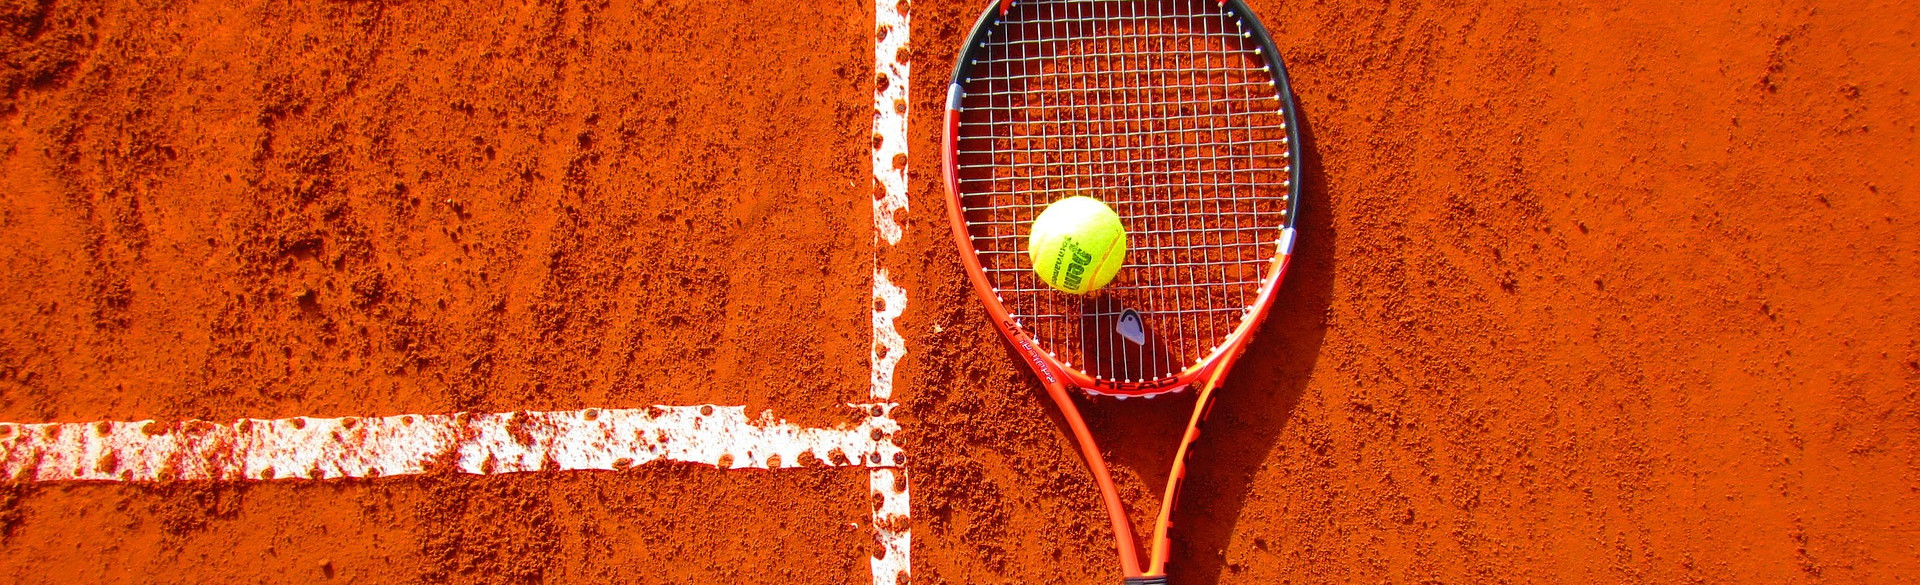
[954,0,1291,386]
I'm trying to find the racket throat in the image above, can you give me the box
[1144,364,1232,578]
[1038,378,1148,577]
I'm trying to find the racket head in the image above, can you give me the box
[942,0,1302,398]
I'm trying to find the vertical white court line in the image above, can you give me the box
[869,0,912,582]
[869,273,910,584]
[872,0,913,249]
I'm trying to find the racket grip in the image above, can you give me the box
[1122,577,1169,585]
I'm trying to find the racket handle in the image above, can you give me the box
[1122,577,1169,585]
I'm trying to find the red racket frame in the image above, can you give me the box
[940,0,1302,581]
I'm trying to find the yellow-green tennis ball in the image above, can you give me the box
[1029,196,1128,294]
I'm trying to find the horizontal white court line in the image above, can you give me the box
[0,405,903,483]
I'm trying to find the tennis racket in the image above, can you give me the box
[941,0,1301,582]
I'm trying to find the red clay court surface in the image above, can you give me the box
[2,0,1917,583]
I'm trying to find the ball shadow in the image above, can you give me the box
[1078,105,1334,584]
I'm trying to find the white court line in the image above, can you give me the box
[0,406,901,482]
[867,0,913,582]
[868,273,911,584]
[872,0,913,249]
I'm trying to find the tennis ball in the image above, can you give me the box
[1029,195,1128,294]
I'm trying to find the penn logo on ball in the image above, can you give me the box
[1029,195,1128,294]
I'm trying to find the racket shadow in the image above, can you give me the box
[1084,104,1333,585]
